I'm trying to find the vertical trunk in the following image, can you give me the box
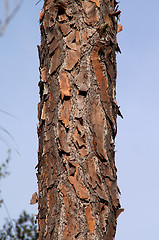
[37,0,123,239]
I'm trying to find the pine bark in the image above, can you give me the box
[37,0,123,239]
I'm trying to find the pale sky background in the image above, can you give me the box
[0,1,159,239]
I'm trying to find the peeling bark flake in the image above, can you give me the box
[90,0,100,8]
[65,49,80,71]
[59,22,71,36]
[59,71,71,100]
[68,162,90,200]
[60,100,72,128]
[49,47,61,74]
[85,205,95,234]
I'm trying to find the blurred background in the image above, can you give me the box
[0,0,159,239]
[0,0,41,230]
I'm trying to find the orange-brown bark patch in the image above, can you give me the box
[86,157,100,188]
[79,146,88,157]
[59,22,71,36]
[60,100,72,128]
[47,188,55,209]
[73,128,85,147]
[49,37,58,54]
[82,1,98,25]
[65,30,80,51]
[49,47,61,74]
[85,205,95,234]
[41,102,46,120]
[39,9,44,23]
[38,219,45,240]
[66,30,75,43]
[117,23,123,33]
[65,49,80,71]
[68,162,90,200]
[91,101,108,160]
[92,47,116,129]
[69,176,90,200]
[59,71,71,100]
[58,124,70,153]
[73,123,88,156]
[93,126,107,160]
[92,49,109,104]
[59,184,78,239]
[116,208,124,219]
[86,158,108,201]
[89,0,100,7]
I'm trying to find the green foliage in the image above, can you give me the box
[0,211,38,240]
[0,149,11,207]
[0,149,11,180]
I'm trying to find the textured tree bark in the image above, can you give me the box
[37,0,123,239]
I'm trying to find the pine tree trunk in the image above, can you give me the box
[37,0,123,239]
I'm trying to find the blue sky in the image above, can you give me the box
[0,1,159,239]
[0,0,41,227]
